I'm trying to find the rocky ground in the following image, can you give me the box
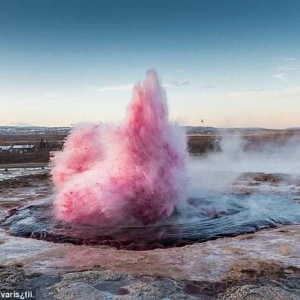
[1,168,300,299]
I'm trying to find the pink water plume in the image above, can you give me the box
[51,70,187,225]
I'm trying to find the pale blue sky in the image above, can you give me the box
[0,0,300,128]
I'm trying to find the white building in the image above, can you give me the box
[0,145,13,152]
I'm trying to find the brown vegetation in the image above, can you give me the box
[187,134,221,154]
[0,133,65,164]
[1,128,300,164]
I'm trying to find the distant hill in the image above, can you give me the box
[184,126,219,134]
[0,126,70,136]
[184,126,300,135]
[1,125,300,137]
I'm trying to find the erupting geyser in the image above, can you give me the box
[51,70,187,225]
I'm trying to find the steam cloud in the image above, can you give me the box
[51,70,187,225]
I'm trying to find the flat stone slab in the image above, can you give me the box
[1,224,300,298]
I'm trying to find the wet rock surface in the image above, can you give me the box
[1,257,300,299]
[1,170,300,299]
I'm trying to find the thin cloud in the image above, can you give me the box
[225,89,268,99]
[273,73,286,81]
[249,88,267,92]
[225,86,300,100]
[247,87,282,92]
[44,92,63,98]
[278,64,298,72]
[284,57,295,61]
[169,81,190,87]
[272,61,300,82]
[199,85,216,89]
[92,81,189,92]
[91,84,134,92]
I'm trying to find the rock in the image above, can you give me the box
[55,282,108,300]
[218,281,300,300]
[0,264,28,289]
[51,271,201,300]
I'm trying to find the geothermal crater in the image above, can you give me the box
[2,180,300,250]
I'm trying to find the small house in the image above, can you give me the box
[0,145,13,152]
[11,145,36,153]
